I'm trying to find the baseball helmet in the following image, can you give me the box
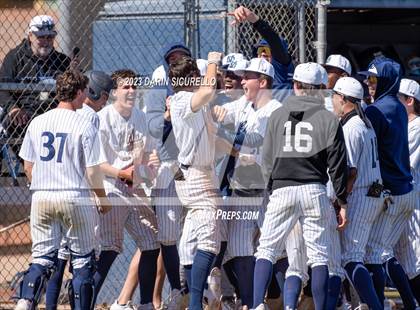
[86,70,113,101]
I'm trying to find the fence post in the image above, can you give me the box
[315,0,329,64]
[298,2,306,63]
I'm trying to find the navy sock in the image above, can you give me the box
[190,250,216,310]
[384,257,416,309]
[213,241,227,269]
[345,262,382,310]
[253,258,273,308]
[46,258,67,308]
[138,249,159,304]
[283,276,302,309]
[223,260,240,297]
[326,275,341,310]
[366,264,385,307]
[93,250,118,300]
[409,275,420,305]
[311,265,328,310]
[184,265,192,293]
[232,256,255,307]
[267,270,281,299]
[161,244,181,290]
[274,257,288,294]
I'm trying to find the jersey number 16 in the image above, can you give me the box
[283,121,313,153]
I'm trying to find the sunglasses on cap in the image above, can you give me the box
[257,46,271,57]
[33,23,55,31]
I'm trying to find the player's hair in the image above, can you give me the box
[168,56,200,92]
[294,81,324,100]
[401,94,420,115]
[111,69,137,88]
[56,69,88,102]
[259,74,273,89]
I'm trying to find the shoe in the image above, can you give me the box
[354,304,369,310]
[220,295,239,310]
[167,289,183,310]
[205,267,222,310]
[15,299,31,310]
[110,300,138,310]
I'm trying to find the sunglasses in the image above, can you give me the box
[35,35,56,40]
[33,23,55,31]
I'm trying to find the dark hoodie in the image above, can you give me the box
[262,95,348,205]
[364,58,413,195]
[253,19,294,102]
[146,43,191,163]
[0,39,70,113]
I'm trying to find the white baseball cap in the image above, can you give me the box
[222,53,247,69]
[293,62,327,85]
[234,58,275,79]
[399,78,420,101]
[29,15,57,36]
[333,77,364,101]
[196,59,208,76]
[325,54,352,75]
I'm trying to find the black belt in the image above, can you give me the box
[180,164,191,170]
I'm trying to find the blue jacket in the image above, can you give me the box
[365,58,413,195]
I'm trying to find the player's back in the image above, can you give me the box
[21,109,99,190]
[265,95,345,187]
[342,113,382,189]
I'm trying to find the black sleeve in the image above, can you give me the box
[0,51,17,110]
[326,124,348,205]
[252,19,291,65]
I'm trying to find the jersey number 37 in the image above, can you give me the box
[40,131,68,163]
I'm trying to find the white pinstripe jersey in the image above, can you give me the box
[98,104,148,192]
[77,103,100,129]
[170,91,215,166]
[408,116,420,192]
[19,108,102,190]
[342,112,382,189]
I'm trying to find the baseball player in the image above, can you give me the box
[93,69,160,309]
[253,62,349,310]
[360,58,417,309]
[211,57,280,309]
[395,78,420,305]
[331,77,384,310]
[44,70,113,309]
[169,52,223,310]
[323,54,352,112]
[15,69,110,310]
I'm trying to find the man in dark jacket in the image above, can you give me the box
[0,15,70,149]
[229,6,294,102]
[253,62,348,310]
[359,57,417,309]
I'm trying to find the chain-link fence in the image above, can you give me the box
[0,0,317,307]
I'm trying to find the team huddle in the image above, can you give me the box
[10,6,419,310]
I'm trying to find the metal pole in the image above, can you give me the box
[316,0,329,64]
[225,0,236,54]
[196,0,201,58]
[56,0,72,56]
[298,2,306,63]
[190,0,196,57]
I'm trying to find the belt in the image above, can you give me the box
[180,164,191,170]
[180,164,212,171]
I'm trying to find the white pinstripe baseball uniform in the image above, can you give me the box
[338,111,384,267]
[97,104,159,253]
[19,108,102,269]
[58,103,102,261]
[170,90,221,265]
[394,116,420,279]
[222,98,281,259]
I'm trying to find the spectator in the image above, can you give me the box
[0,15,71,150]
[229,6,294,102]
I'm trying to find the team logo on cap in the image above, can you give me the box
[368,64,378,75]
